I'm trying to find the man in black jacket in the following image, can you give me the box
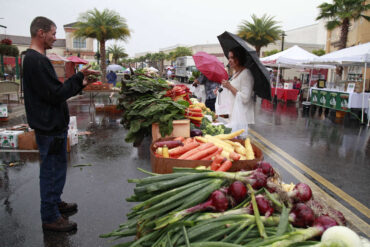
[23,16,99,232]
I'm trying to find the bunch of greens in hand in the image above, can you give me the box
[118,75,189,145]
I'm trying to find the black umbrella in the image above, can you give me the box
[217,31,272,101]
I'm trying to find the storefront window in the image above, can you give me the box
[73,38,86,49]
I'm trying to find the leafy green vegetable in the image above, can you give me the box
[118,75,188,145]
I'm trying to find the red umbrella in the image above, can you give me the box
[192,52,228,83]
[67,56,88,64]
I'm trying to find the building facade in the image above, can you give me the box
[63,22,95,61]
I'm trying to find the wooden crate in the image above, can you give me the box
[150,138,263,174]
[152,119,190,141]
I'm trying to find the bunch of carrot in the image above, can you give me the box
[155,137,224,161]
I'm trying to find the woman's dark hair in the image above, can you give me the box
[30,16,56,37]
[229,47,247,66]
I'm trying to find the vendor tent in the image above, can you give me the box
[310,42,370,65]
[308,42,370,123]
[260,46,322,99]
[260,45,319,67]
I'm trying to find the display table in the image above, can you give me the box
[309,87,370,113]
[271,88,300,101]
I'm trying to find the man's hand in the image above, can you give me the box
[80,65,101,86]
[80,65,101,77]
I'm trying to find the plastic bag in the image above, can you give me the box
[215,88,233,115]
[229,93,248,137]
[190,84,206,103]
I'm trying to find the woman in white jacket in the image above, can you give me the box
[220,47,255,133]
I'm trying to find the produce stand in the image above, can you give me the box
[150,138,263,174]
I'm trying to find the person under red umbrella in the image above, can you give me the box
[192,73,219,112]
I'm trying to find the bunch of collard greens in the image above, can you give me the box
[118,75,189,145]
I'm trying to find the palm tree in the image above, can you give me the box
[173,46,193,59]
[156,52,167,76]
[316,0,370,50]
[237,14,282,57]
[108,44,128,64]
[73,8,130,82]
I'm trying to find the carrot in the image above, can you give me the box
[185,145,218,160]
[229,152,241,161]
[201,147,223,161]
[216,160,233,172]
[174,136,185,142]
[169,142,199,157]
[178,143,214,159]
[210,154,225,171]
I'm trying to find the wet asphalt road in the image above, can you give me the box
[0,92,369,246]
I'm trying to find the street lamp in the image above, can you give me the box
[281,31,286,51]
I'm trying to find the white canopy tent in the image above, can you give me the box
[307,42,370,123]
[260,45,333,100]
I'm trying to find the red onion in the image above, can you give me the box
[289,203,315,228]
[248,171,267,189]
[257,162,275,177]
[183,190,229,215]
[313,215,338,235]
[209,190,229,212]
[228,181,247,204]
[246,195,274,217]
[288,183,312,203]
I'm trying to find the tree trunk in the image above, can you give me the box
[100,40,107,83]
[339,18,350,50]
[255,46,261,57]
[161,59,164,77]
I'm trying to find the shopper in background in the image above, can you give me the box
[106,70,117,87]
[23,16,99,232]
[193,73,218,112]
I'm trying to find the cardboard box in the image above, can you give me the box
[18,130,38,150]
[0,104,8,118]
[345,80,370,93]
[0,130,24,148]
[150,138,263,174]
[152,119,190,141]
[284,83,293,89]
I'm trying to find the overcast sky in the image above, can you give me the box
[1,0,328,56]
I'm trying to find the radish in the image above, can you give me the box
[288,183,312,203]
[289,203,315,227]
[228,181,247,204]
[321,226,362,247]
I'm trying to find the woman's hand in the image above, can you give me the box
[221,79,238,96]
[221,79,231,90]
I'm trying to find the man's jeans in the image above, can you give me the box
[35,131,67,223]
